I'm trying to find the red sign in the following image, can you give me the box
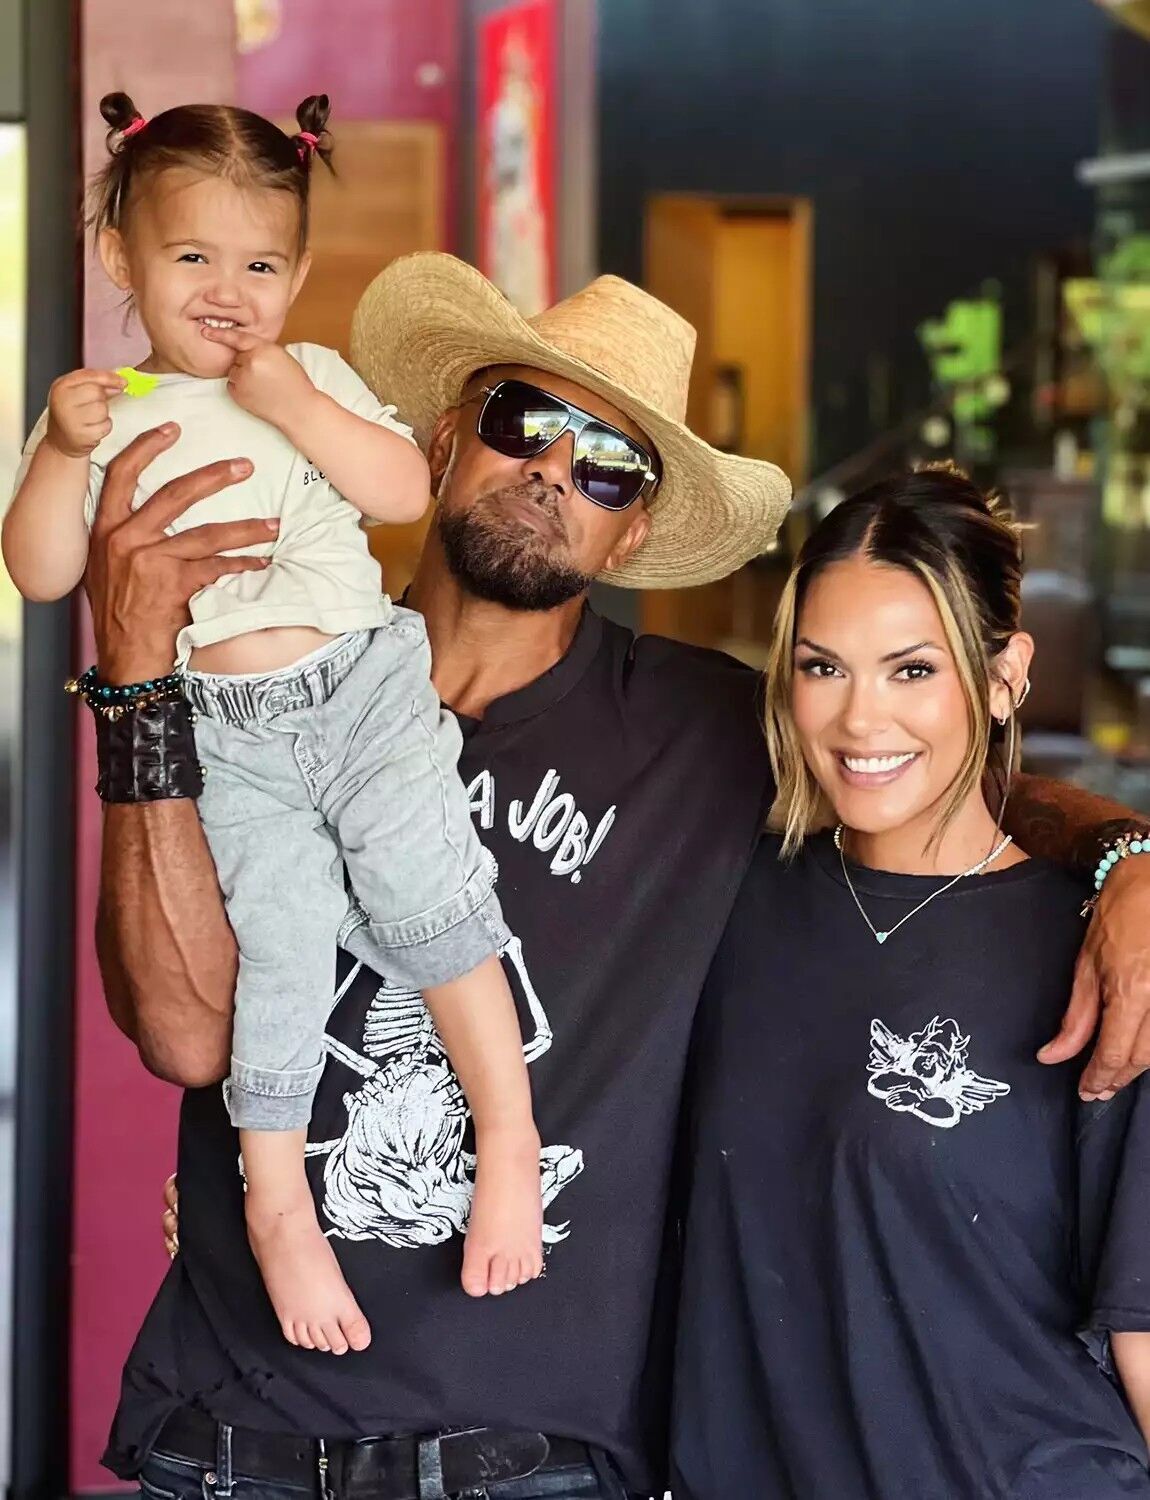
[477,0,557,316]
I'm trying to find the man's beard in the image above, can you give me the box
[436,480,594,612]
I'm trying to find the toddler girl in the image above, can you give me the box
[3,92,543,1356]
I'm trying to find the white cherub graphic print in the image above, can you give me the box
[303,935,584,1247]
[867,1016,1010,1129]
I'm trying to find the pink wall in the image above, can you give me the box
[81,1,238,368]
[66,10,593,1469]
[234,0,462,247]
[71,1,463,1488]
[73,4,236,1491]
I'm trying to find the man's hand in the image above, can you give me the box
[200,327,316,431]
[162,1174,179,1259]
[85,422,277,681]
[46,367,125,458]
[1039,857,1150,1099]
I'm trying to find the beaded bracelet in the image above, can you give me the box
[1081,830,1150,915]
[66,664,184,722]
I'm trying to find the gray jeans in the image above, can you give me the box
[185,612,508,1131]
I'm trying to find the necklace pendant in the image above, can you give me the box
[875,932,889,944]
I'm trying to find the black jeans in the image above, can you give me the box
[139,1443,632,1500]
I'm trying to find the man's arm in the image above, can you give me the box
[1005,774,1150,1099]
[98,802,236,1085]
[85,424,271,1085]
[1006,773,1146,873]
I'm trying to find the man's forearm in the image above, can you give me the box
[98,800,237,1086]
[1005,774,1150,876]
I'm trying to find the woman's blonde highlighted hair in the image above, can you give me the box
[766,465,1024,857]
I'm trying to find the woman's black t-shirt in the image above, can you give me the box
[673,832,1150,1500]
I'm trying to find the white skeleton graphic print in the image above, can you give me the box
[867,1015,1011,1129]
[303,934,585,1247]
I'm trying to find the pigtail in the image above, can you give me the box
[100,90,145,145]
[88,91,147,232]
[292,94,334,172]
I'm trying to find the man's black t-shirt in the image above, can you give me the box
[673,832,1150,1500]
[105,608,772,1494]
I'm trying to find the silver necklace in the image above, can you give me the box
[834,825,1014,945]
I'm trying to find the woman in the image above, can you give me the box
[672,468,1150,1499]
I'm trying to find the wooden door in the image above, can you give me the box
[712,203,811,482]
[277,120,444,594]
[278,119,443,356]
[641,196,718,640]
[640,194,811,652]
[642,194,719,439]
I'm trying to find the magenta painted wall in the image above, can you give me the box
[72,4,236,1491]
[235,0,463,247]
[69,698,182,1497]
[70,1,463,1488]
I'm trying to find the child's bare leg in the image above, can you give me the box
[241,1128,372,1352]
[422,954,544,1297]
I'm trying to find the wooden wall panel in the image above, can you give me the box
[279,120,444,356]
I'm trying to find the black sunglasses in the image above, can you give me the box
[469,379,660,512]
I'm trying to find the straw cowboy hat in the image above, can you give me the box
[350,253,792,590]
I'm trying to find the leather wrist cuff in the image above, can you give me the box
[94,696,204,803]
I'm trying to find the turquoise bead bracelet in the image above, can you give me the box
[1095,833,1148,890]
[1081,830,1150,915]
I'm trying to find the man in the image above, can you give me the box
[90,255,1150,1500]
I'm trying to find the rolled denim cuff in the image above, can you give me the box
[342,852,511,991]
[374,889,510,991]
[225,1057,324,1130]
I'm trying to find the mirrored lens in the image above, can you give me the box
[573,425,651,510]
[480,381,570,458]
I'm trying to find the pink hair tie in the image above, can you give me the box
[296,131,320,162]
[121,116,147,141]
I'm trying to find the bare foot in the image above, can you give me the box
[246,1192,372,1354]
[240,1130,371,1353]
[461,1128,544,1298]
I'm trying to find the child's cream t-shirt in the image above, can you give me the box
[16,343,415,665]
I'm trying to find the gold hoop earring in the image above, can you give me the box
[1015,679,1031,712]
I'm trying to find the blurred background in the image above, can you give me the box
[2,0,1150,1492]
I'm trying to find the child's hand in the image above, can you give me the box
[46,368,125,459]
[202,329,316,430]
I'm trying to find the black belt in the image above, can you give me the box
[154,1407,594,1500]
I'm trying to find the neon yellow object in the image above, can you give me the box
[115,366,159,398]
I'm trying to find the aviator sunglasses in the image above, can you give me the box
[467,378,661,512]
